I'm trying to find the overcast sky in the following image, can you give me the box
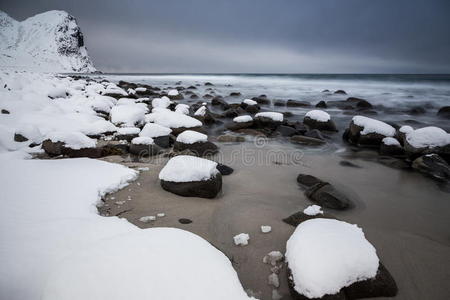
[2,0,450,73]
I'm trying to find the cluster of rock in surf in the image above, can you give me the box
[17,76,450,300]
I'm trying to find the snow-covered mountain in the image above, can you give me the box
[0,10,96,73]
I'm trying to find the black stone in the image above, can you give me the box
[217,163,234,175]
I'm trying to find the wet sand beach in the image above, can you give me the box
[99,141,450,300]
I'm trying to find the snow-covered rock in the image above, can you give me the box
[176,130,207,144]
[175,103,190,115]
[303,110,337,131]
[159,155,222,198]
[139,123,172,148]
[233,233,250,246]
[346,116,396,146]
[255,112,283,122]
[174,130,218,156]
[45,131,96,149]
[242,99,257,106]
[159,155,218,182]
[168,89,179,96]
[110,104,147,127]
[146,109,202,133]
[286,218,379,299]
[0,10,96,72]
[152,96,172,109]
[131,136,154,145]
[405,127,450,149]
[194,106,207,116]
[233,115,253,123]
[139,123,172,138]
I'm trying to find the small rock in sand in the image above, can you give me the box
[233,233,250,246]
[261,225,272,233]
[263,251,284,266]
[178,218,192,224]
[272,289,283,300]
[268,273,280,288]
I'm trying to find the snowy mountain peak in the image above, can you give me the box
[0,10,96,73]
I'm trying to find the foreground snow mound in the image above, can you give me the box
[0,10,96,72]
[159,155,219,182]
[0,153,252,300]
[110,104,147,127]
[42,229,251,300]
[286,218,379,299]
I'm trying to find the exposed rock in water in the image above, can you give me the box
[315,101,327,108]
[334,90,347,95]
[287,100,311,107]
[217,163,234,175]
[412,154,450,181]
[290,135,325,145]
[161,174,222,198]
[217,135,246,143]
[437,106,450,119]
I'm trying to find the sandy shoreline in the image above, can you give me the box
[99,141,450,300]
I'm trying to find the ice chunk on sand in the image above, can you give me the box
[303,205,324,216]
[233,233,250,246]
[261,225,272,233]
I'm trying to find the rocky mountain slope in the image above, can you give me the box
[0,10,96,73]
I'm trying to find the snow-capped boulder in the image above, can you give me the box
[115,127,140,142]
[146,109,202,135]
[175,103,190,115]
[240,99,260,113]
[404,127,450,161]
[303,205,323,216]
[42,131,104,158]
[345,116,396,147]
[129,137,161,157]
[254,112,283,130]
[159,155,222,198]
[0,10,96,72]
[167,89,183,100]
[380,137,404,156]
[139,123,172,148]
[227,115,254,131]
[303,110,337,132]
[110,104,147,127]
[286,219,381,299]
[397,125,414,143]
[173,130,218,157]
[152,96,172,109]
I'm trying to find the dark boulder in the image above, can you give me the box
[297,174,324,187]
[229,92,241,97]
[273,100,285,106]
[334,90,347,95]
[173,140,219,157]
[161,174,222,198]
[1,109,10,114]
[437,106,450,119]
[252,95,271,105]
[379,138,405,156]
[14,133,28,142]
[303,116,337,132]
[204,82,214,86]
[291,135,326,145]
[217,135,246,143]
[412,154,450,181]
[287,100,311,107]
[276,125,297,137]
[211,96,230,110]
[305,182,350,210]
[129,142,161,157]
[217,163,234,175]
[315,101,327,108]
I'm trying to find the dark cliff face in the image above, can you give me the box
[56,15,85,56]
